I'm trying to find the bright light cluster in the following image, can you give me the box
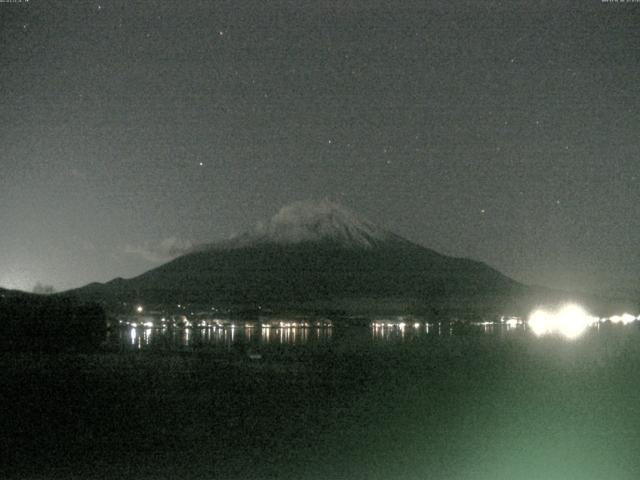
[504,318,519,328]
[528,304,598,339]
[608,313,638,325]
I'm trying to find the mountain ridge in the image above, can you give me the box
[60,200,634,317]
[60,200,527,315]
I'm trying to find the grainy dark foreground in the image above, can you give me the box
[2,329,640,480]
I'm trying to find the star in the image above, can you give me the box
[199,162,204,167]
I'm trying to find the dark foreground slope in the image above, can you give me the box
[0,289,106,351]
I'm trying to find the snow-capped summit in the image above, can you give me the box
[229,199,391,248]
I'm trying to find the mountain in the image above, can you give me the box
[63,200,624,317]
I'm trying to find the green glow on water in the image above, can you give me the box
[3,326,640,479]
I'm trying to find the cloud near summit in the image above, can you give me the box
[124,237,194,263]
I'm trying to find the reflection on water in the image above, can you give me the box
[109,311,640,351]
[369,320,527,341]
[109,322,335,350]
[108,318,530,351]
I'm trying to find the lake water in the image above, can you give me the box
[4,320,640,479]
[106,320,527,351]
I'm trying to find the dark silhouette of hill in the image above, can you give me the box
[0,288,106,351]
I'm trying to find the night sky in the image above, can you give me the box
[1,0,639,296]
